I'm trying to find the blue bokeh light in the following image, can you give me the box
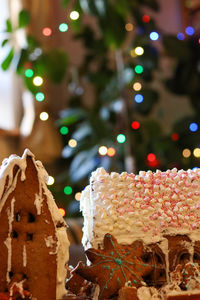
[149,31,159,41]
[135,94,144,103]
[185,26,195,36]
[177,33,185,40]
[189,122,198,132]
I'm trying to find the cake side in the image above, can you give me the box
[0,149,69,300]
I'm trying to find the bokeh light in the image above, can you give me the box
[130,49,137,58]
[135,47,144,56]
[70,11,80,20]
[171,133,179,141]
[131,121,140,130]
[193,148,200,158]
[59,23,69,32]
[177,33,185,40]
[40,112,49,121]
[47,176,55,185]
[185,26,195,36]
[33,76,43,86]
[107,147,116,157]
[133,82,142,91]
[147,153,156,162]
[150,31,159,41]
[68,139,77,148]
[134,94,144,103]
[135,65,143,74]
[42,27,52,37]
[60,126,69,135]
[142,15,150,23]
[125,23,134,31]
[59,208,66,217]
[25,69,34,78]
[189,122,198,132]
[75,192,82,201]
[182,148,191,158]
[98,146,107,156]
[64,186,73,195]
[117,134,126,144]
[35,92,45,102]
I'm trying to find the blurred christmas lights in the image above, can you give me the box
[59,23,68,32]
[98,146,107,156]
[135,65,143,74]
[60,126,69,135]
[70,11,80,20]
[40,112,49,121]
[134,94,143,103]
[25,69,34,78]
[35,92,45,102]
[33,76,43,86]
[42,27,52,37]
[131,121,140,130]
[47,176,55,185]
[193,148,200,158]
[171,133,179,141]
[125,23,134,31]
[130,49,137,57]
[68,139,77,148]
[75,192,81,201]
[149,32,159,41]
[147,153,156,162]
[189,122,198,132]
[185,26,194,36]
[135,47,144,56]
[117,134,126,143]
[177,33,185,40]
[64,186,73,195]
[59,208,66,217]
[133,82,142,91]
[107,147,116,157]
[182,148,191,158]
[142,15,150,23]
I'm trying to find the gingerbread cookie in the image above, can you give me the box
[75,233,153,299]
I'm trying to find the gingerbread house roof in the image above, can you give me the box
[0,149,69,300]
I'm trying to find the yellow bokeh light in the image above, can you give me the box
[125,23,134,32]
[70,11,80,20]
[133,82,142,91]
[40,112,49,121]
[59,208,66,217]
[182,149,191,158]
[98,146,107,156]
[68,139,77,148]
[135,46,144,56]
[193,148,200,158]
[33,76,43,86]
[47,176,55,185]
[75,192,81,201]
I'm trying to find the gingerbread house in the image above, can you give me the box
[0,149,69,300]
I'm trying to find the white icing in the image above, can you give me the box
[23,245,27,267]
[0,149,69,300]
[10,280,25,298]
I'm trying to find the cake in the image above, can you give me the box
[74,167,200,299]
[0,149,69,300]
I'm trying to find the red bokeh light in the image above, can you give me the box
[147,158,160,168]
[42,27,52,37]
[147,153,156,162]
[24,62,32,69]
[131,121,140,130]
[142,15,151,23]
[171,133,179,141]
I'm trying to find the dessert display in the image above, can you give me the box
[69,167,200,299]
[0,149,69,300]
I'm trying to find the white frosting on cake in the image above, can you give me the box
[81,167,200,249]
[0,149,69,299]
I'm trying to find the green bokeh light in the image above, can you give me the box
[60,126,69,135]
[64,186,73,195]
[117,134,126,143]
[135,65,143,74]
[35,92,45,102]
[59,23,69,32]
[25,69,34,78]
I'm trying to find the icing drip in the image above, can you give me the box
[34,194,43,215]
[4,197,15,283]
[23,245,27,267]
